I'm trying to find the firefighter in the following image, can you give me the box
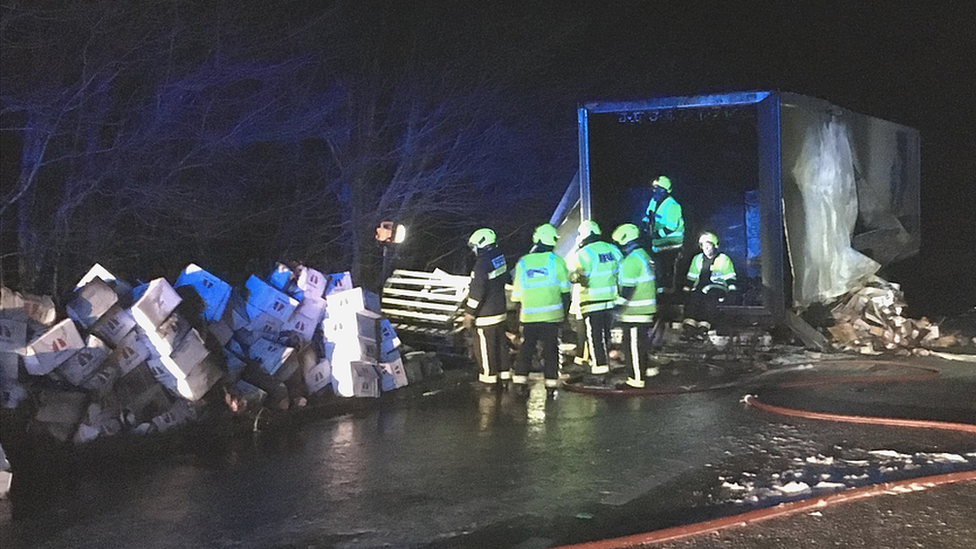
[682,231,737,339]
[465,228,511,386]
[641,175,685,293]
[571,220,622,376]
[511,223,572,398]
[611,223,659,388]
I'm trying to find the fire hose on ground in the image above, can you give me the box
[551,360,976,549]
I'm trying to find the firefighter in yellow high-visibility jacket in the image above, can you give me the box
[510,223,571,398]
[682,231,737,340]
[570,220,622,376]
[611,223,659,388]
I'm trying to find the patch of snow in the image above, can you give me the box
[774,481,811,494]
[890,484,928,494]
[844,474,869,481]
[722,482,747,491]
[814,481,847,490]
[841,459,870,466]
[869,450,912,460]
[917,452,967,463]
[808,511,823,517]
[805,455,835,465]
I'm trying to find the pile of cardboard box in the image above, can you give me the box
[826,276,959,354]
[0,261,409,445]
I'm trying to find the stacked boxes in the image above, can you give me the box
[1,261,414,446]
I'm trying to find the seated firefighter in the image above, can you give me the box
[682,232,737,339]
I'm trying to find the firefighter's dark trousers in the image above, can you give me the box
[472,321,509,384]
[654,248,682,294]
[582,307,614,375]
[514,322,559,387]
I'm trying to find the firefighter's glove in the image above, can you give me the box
[463,313,475,330]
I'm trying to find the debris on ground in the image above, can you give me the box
[825,276,972,355]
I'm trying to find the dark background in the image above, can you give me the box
[2,1,973,316]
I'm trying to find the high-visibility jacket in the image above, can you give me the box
[574,241,623,314]
[511,251,571,323]
[643,194,684,253]
[616,248,657,323]
[465,246,509,326]
[686,252,737,294]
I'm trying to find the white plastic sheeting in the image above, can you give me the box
[790,120,879,306]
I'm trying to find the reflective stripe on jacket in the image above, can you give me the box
[465,247,509,325]
[511,252,570,323]
[644,195,684,252]
[686,252,737,293]
[574,241,622,314]
[616,248,657,323]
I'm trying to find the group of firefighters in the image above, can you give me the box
[462,175,738,397]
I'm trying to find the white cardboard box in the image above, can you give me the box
[144,313,192,357]
[66,278,118,329]
[304,358,332,394]
[297,266,328,299]
[243,305,285,338]
[20,293,58,326]
[326,287,381,315]
[80,362,121,397]
[283,295,327,343]
[57,335,110,386]
[325,272,354,296]
[23,319,85,376]
[90,305,136,348]
[174,263,232,323]
[329,335,379,364]
[331,360,379,398]
[377,356,408,391]
[152,400,196,432]
[167,329,210,378]
[245,275,299,323]
[248,338,295,377]
[1,287,25,314]
[174,357,222,401]
[324,310,380,341]
[74,263,133,298]
[0,319,26,353]
[131,278,183,331]
[108,329,152,376]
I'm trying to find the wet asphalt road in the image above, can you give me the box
[1,358,974,549]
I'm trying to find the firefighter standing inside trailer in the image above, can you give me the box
[465,228,512,386]
[682,231,737,339]
[510,223,572,398]
[571,220,622,377]
[611,223,659,388]
[641,175,685,293]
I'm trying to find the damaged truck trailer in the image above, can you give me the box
[550,91,920,345]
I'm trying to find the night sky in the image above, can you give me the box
[1,1,973,315]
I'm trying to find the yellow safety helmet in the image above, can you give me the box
[532,223,559,246]
[577,220,602,243]
[698,232,719,247]
[651,175,672,192]
[612,223,640,246]
[468,228,497,250]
